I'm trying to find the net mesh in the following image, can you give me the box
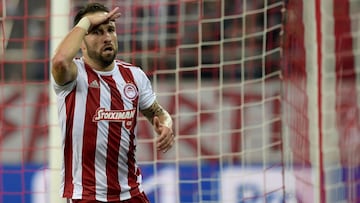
[0,0,292,202]
[283,0,360,202]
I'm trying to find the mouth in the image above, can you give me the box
[103,45,114,53]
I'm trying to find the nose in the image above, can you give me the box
[103,32,112,42]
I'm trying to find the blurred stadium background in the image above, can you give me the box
[0,0,359,202]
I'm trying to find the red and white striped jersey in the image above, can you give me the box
[52,58,156,201]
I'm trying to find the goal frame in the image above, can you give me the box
[49,0,69,202]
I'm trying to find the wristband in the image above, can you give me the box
[162,111,173,129]
[76,17,91,32]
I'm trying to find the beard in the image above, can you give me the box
[85,43,117,68]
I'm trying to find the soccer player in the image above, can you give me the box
[51,2,175,203]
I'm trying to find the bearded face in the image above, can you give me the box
[82,19,119,69]
[85,39,117,67]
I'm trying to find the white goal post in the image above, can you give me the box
[49,0,69,202]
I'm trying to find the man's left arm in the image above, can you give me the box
[140,101,174,153]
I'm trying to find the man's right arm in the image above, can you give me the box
[51,7,121,86]
[51,17,90,86]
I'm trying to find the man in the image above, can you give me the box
[51,2,175,203]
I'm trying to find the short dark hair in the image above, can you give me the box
[73,3,110,26]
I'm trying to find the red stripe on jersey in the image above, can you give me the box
[82,64,100,199]
[118,65,140,197]
[63,88,77,197]
[101,75,123,201]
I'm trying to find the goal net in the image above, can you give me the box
[283,0,360,202]
[0,0,358,203]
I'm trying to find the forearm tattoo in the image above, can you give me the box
[141,101,164,122]
[141,101,173,128]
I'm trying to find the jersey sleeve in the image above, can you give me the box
[52,77,76,97]
[135,68,156,110]
[51,58,81,97]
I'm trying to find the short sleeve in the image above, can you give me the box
[51,58,82,98]
[135,69,156,110]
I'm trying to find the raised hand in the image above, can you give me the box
[86,7,121,28]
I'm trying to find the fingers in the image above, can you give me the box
[107,7,121,20]
[156,128,175,153]
[87,7,121,27]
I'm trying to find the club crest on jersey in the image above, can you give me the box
[123,83,138,100]
[93,108,136,128]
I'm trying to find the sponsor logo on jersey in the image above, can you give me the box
[93,108,136,124]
